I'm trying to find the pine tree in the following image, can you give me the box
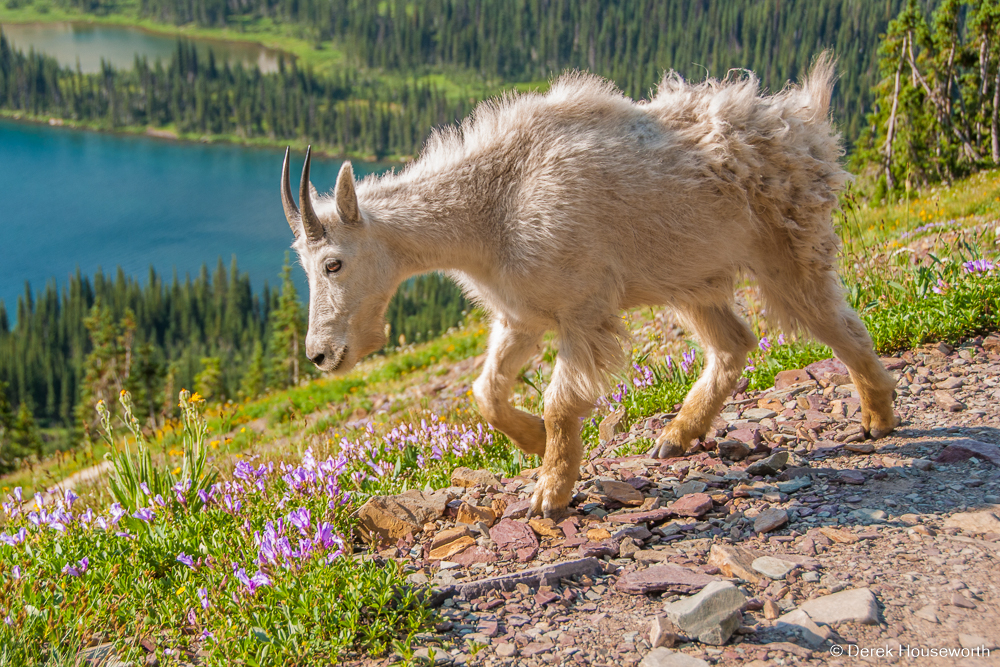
[11,401,42,462]
[0,381,23,474]
[240,340,267,400]
[194,356,225,402]
[267,254,310,389]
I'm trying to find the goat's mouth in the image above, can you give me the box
[329,345,347,372]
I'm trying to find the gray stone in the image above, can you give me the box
[448,557,604,601]
[743,408,778,421]
[753,508,788,534]
[639,648,709,667]
[674,481,707,497]
[600,407,627,443]
[914,604,939,624]
[718,440,751,461]
[959,634,998,650]
[795,587,879,625]
[847,508,886,524]
[745,451,789,477]
[751,556,797,580]
[495,643,518,658]
[774,609,832,647]
[662,580,746,645]
[777,477,811,494]
[649,615,680,649]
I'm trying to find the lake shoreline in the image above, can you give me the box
[0,108,408,164]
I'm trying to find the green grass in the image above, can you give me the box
[1,163,999,664]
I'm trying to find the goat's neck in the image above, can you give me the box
[364,172,492,280]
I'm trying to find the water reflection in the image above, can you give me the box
[0,22,284,74]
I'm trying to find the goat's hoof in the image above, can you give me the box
[529,472,574,519]
[648,432,687,458]
[863,410,900,440]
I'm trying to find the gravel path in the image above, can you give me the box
[345,334,1000,667]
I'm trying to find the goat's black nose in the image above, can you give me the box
[309,353,325,366]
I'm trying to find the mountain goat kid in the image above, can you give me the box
[280,56,898,518]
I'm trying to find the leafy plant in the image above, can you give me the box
[100,389,217,513]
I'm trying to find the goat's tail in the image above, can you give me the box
[786,51,837,124]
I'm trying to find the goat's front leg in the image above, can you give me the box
[652,303,757,457]
[530,355,593,518]
[473,321,547,457]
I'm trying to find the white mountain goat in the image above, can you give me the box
[280,55,898,518]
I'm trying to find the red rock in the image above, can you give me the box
[668,492,714,517]
[501,498,531,519]
[490,518,539,562]
[754,508,788,533]
[615,564,718,594]
[728,427,762,447]
[557,517,580,537]
[935,439,1000,467]
[838,470,866,485]
[775,368,812,389]
[534,590,561,606]
[577,540,619,559]
[805,358,849,383]
[607,508,673,524]
[450,546,498,566]
[599,479,644,506]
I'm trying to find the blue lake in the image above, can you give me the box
[0,119,389,314]
[0,21,284,74]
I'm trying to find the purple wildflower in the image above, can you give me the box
[288,507,311,536]
[132,507,155,523]
[777,334,786,345]
[758,337,771,352]
[198,587,210,610]
[64,490,79,508]
[12,565,21,579]
[963,259,995,274]
[62,557,89,577]
[187,609,197,626]
[177,552,195,569]
[681,349,697,373]
[108,503,127,525]
[932,278,949,294]
[139,482,151,496]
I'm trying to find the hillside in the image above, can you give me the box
[1,169,999,665]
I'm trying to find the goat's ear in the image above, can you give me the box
[335,161,361,225]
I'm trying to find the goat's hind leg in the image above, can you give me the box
[473,320,547,457]
[759,271,898,438]
[651,303,757,457]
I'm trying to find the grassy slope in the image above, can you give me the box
[4,169,999,501]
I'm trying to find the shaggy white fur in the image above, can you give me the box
[282,53,898,518]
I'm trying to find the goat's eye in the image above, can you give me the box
[325,260,342,274]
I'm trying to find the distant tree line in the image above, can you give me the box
[39,0,944,143]
[855,0,1000,193]
[0,33,473,158]
[0,253,467,472]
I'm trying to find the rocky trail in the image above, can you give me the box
[346,334,1000,667]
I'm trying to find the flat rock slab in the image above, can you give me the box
[668,493,713,518]
[774,609,832,647]
[753,508,788,533]
[794,587,880,625]
[599,479,645,506]
[745,451,788,477]
[608,508,674,524]
[708,544,763,583]
[639,648,709,667]
[663,580,746,645]
[451,466,501,488]
[752,556,797,580]
[489,518,538,562]
[616,564,718,595]
[935,439,1000,467]
[805,358,849,383]
[449,546,497,566]
[357,490,449,541]
[448,557,604,601]
[943,510,1000,534]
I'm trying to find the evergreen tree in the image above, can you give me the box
[268,254,311,389]
[0,381,24,474]
[194,356,225,402]
[240,340,267,400]
[11,401,42,462]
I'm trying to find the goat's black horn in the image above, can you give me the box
[280,147,300,237]
[300,146,324,242]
